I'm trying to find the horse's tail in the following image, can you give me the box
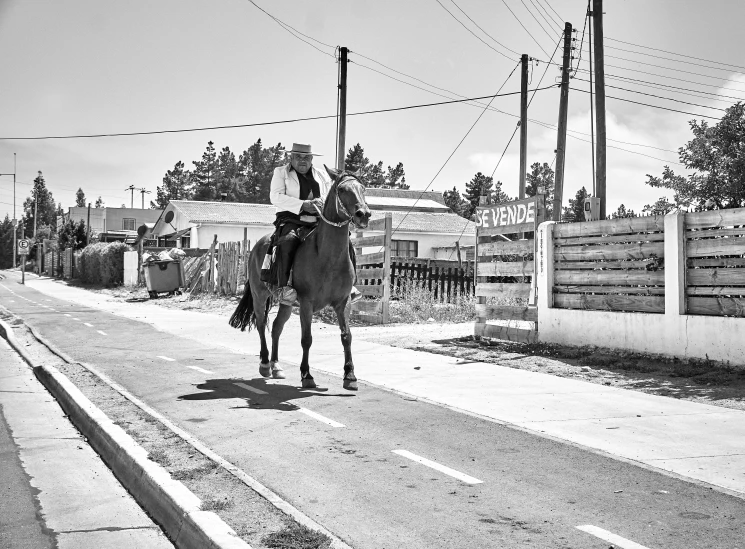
[229,280,256,332]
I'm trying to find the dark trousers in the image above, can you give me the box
[275,223,357,287]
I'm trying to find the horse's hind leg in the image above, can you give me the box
[253,294,272,378]
[334,300,358,391]
[268,303,293,379]
[298,300,316,388]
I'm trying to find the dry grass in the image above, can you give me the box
[262,522,332,549]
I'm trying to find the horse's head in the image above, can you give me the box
[323,165,371,229]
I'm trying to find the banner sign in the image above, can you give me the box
[475,196,544,236]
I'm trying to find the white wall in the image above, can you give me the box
[535,215,745,366]
[359,230,474,258]
[193,224,270,250]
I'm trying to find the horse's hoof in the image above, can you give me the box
[272,368,286,379]
[302,378,317,389]
[259,363,271,378]
[343,379,358,391]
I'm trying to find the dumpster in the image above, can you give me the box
[144,260,185,298]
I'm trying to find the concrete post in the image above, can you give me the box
[664,211,686,316]
[536,221,555,311]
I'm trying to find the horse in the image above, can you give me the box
[229,165,371,391]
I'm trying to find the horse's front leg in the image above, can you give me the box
[253,295,272,378]
[334,299,357,391]
[268,303,293,379]
[298,299,316,388]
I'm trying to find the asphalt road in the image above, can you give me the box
[1,271,743,549]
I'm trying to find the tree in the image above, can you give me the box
[94,196,104,208]
[0,215,13,269]
[343,144,407,188]
[644,102,745,210]
[237,139,285,204]
[612,204,637,219]
[58,218,87,250]
[642,196,676,216]
[525,162,555,220]
[192,141,218,201]
[443,186,467,217]
[22,171,58,239]
[462,172,495,219]
[75,188,86,207]
[563,186,589,222]
[153,161,191,209]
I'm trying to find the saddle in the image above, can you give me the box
[259,224,317,285]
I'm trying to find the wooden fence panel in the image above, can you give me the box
[552,216,666,314]
[351,213,391,324]
[685,207,745,317]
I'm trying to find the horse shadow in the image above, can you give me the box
[177,377,355,412]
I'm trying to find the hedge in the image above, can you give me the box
[76,241,130,286]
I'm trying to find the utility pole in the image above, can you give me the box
[137,187,151,209]
[33,173,39,275]
[519,54,529,201]
[592,0,607,219]
[86,203,91,244]
[336,46,348,172]
[125,185,135,208]
[0,154,17,267]
[553,23,573,222]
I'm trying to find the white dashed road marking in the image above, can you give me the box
[84,323,93,327]
[64,314,71,317]
[72,318,81,321]
[296,408,345,428]
[188,366,215,375]
[392,450,483,484]
[157,355,176,362]
[97,330,107,336]
[235,382,267,395]
[576,525,651,549]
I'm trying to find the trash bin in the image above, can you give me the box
[144,260,185,298]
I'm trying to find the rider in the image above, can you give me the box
[269,142,362,306]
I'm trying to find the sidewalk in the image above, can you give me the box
[21,277,745,498]
[0,328,174,548]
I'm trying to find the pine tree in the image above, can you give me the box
[563,187,589,222]
[525,162,555,220]
[344,144,407,188]
[238,139,285,204]
[443,187,467,217]
[0,215,13,269]
[612,204,637,219]
[94,196,104,208]
[463,172,495,219]
[192,141,217,201]
[75,188,86,208]
[22,171,58,238]
[154,161,191,209]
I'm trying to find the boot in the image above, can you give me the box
[279,286,298,306]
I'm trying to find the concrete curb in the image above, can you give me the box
[0,317,252,549]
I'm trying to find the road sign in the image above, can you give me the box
[18,239,30,255]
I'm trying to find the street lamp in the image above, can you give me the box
[0,153,17,268]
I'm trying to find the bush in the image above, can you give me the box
[77,241,130,286]
[390,278,476,323]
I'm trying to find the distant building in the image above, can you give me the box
[61,206,162,243]
[151,190,475,258]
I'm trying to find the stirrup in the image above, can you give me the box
[350,286,363,304]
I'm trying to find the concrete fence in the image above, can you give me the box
[536,209,745,365]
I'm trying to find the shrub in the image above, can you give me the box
[77,241,130,286]
[390,277,476,323]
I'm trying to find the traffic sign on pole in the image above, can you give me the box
[18,239,30,255]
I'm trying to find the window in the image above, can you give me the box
[391,239,418,258]
[122,218,136,231]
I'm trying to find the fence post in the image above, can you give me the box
[381,213,392,324]
[664,211,686,316]
[536,221,555,311]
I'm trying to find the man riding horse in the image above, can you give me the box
[269,143,361,306]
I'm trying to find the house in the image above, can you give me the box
[62,206,162,243]
[152,190,475,258]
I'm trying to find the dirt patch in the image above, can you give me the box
[0,308,331,549]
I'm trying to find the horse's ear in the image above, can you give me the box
[324,164,341,181]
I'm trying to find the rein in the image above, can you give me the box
[312,176,358,228]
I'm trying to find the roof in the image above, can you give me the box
[170,200,276,225]
[365,188,446,206]
[365,196,450,211]
[370,211,475,235]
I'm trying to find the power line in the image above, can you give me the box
[528,0,563,37]
[605,36,745,73]
[519,0,560,43]
[390,61,521,238]
[0,87,557,141]
[569,86,719,120]
[537,0,564,28]
[599,43,745,74]
[572,78,728,112]
[499,0,550,58]
[442,0,521,56]
[584,74,745,104]
[434,0,517,61]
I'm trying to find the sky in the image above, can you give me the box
[1,0,744,222]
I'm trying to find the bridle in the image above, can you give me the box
[312,174,365,228]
